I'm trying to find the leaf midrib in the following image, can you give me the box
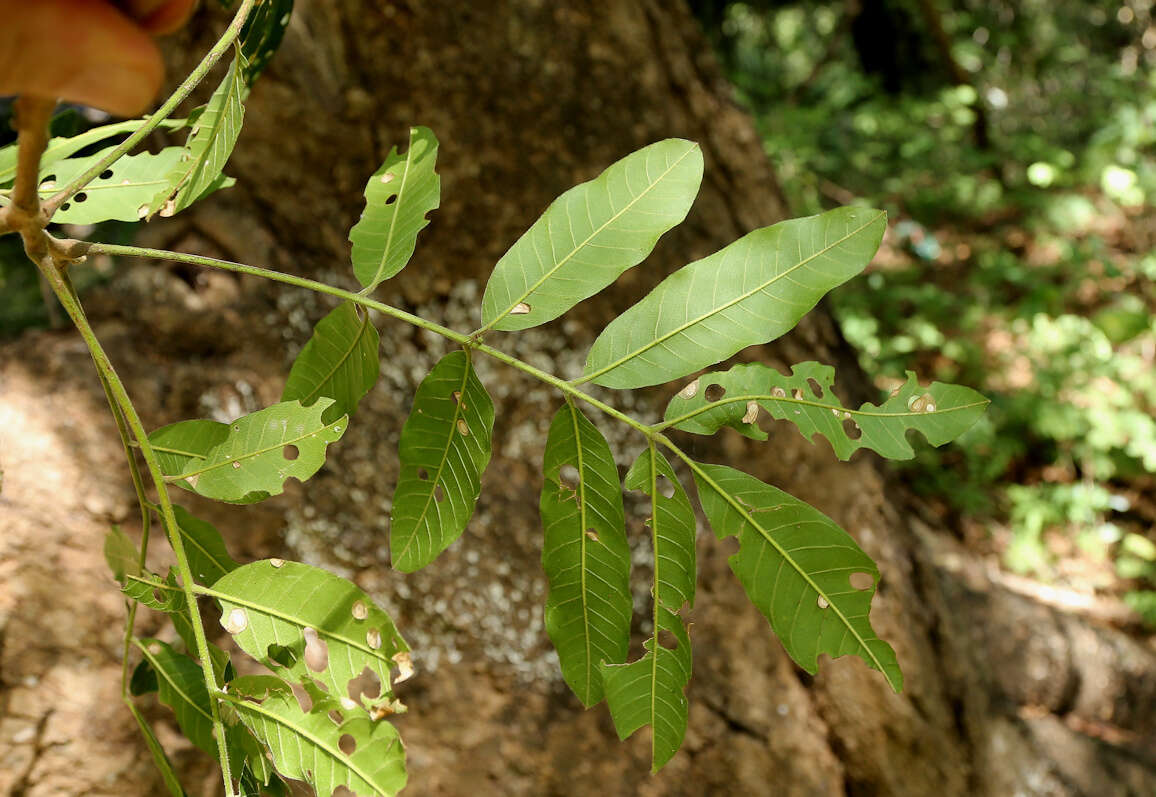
[366,134,421,289]
[583,211,883,384]
[176,415,343,480]
[298,306,372,406]
[484,143,699,330]
[663,393,990,430]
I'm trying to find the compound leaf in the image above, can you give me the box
[282,301,380,423]
[174,399,347,503]
[690,462,902,691]
[664,363,989,461]
[540,401,631,706]
[390,351,494,572]
[173,505,240,585]
[226,675,407,797]
[601,445,695,771]
[349,126,440,291]
[149,48,247,217]
[582,207,887,388]
[480,139,703,332]
[213,560,411,706]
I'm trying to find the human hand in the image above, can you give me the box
[0,0,197,116]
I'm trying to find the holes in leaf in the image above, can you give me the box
[433,483,445,503]
[282,444,299,460]
[351,600,369,621]
[849,572,874,591]
[559,464,580,489]
[510,301,531,315]
[39,173,57,189]
[392,651,414,684]
[452,390,462,403]
[792,388,805,400]
[267,643,298,668]
[74,191,87,203]
[657,628,679,650]
[656,475,675,499]
[334,787,356,797]
[817,596,830,609]
[842,418,862,440]
[290,682,313,713]
[348,667,382,702]
[807,378,823,398]
[417,467,430,481]
[328,710,344,725]
[60,202,71,211]
[704,383,726,402]
[153,588,167,605]
[385,193,398,205]
[303,627,330,672]
[456,418,470,436]
[99,169,114,180]
[338,734,357,755]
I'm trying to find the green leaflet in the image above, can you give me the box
[126,702,188,797]
[600,446,695,771]
[34,146,231,224]
[239,0,294,82]
[390,350,495,572]
[663,363,989,461]
[149,48,248,217]
[212,560,411,707]
[690,462,903,691]
[349,126,441,291]
[582,207,887,389]
[103,525,140,583]
[124,570,198,654]
[282,301,381,423]
[479,139,704,332]
[173,506,240,585]
[149,418,233,495]
[540,401,632,706]
[225,676,407,797]
[0,117,188,186]
[173,399,347,503]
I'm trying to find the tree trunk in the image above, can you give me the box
[1,1,1154,795]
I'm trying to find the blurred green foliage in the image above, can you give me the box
[695,0,1156,615]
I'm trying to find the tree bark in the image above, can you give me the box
[1,1,1153,795]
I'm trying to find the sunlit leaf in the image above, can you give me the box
[173,505,240,585]
[390,351,494,572]
[540,401,631,706]
[212,560,410,706]
[282,301,380,423]
[480,139,703,332]
[149,48,247,217]
[173,399,346,503]
[0,117,188,186]
[349,126,441,291]
[104,525,140,583]
[664,363,989,460]
[126,702,188,797]
[690,461,902,691]
[225,675,407,797]
[600,445,695,771]
[583,207,887,388]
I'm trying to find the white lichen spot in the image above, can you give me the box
[816,596,829,609]
[223,607,248,634]
[393,651,414,683]
[908,393,935,413]
[771,387,787,399]
[136,204,149,219]
[270,558,285,568]
[159,199,176,218]
[351,600,369,621]
[832,407,841,417]
[185,473,200,488]
[510,302,532,315]
[792,388,804,400]
[742,401,760,424]
[678,379,700,399]
[585,528,600,542]
[380,172,395,184]
[366,628,382,650]
[340,696,358,711]
[456,418,470,436]
[452,390,462,403]
[231,460,241,469]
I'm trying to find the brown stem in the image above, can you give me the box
[0,97,56,241]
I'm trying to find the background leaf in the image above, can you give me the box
[149,49,247,217]
[540,402,632,706]
[479,139,703,332]
[226,675,407,797]
[282,301,380,423]
[582,207,887,388]
[239,0,294,82]
[104,525,140,583]
[173,506,240,585]
[664,363,989,460]
[213,560,410,706]
[600,446,695,771]
[175,399,346,503]
[390,351,495,572]
[349,126,441,291]
[690,462,902,691]
[126,703,188,797]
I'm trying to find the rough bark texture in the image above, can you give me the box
[1,1,1154,795]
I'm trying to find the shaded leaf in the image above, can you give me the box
[664,363,989,461]
[690,462,902,690]
[212,560,410,705]
[601,445,695,770]
[174,399,346,503]
[126,702,188,797]
[0,117,188,186]
[480,139,703,332]
[540,401,631,706]
[173,506,240,585]
[149,48,247,217]
[239,0,293,82]
[349,126,441,291]
[282,301,380,423]
[390,351,495,572]
[104,525,140,583]
[583,207,887,388]
[124,570,198,654]
[226,675,407,797]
